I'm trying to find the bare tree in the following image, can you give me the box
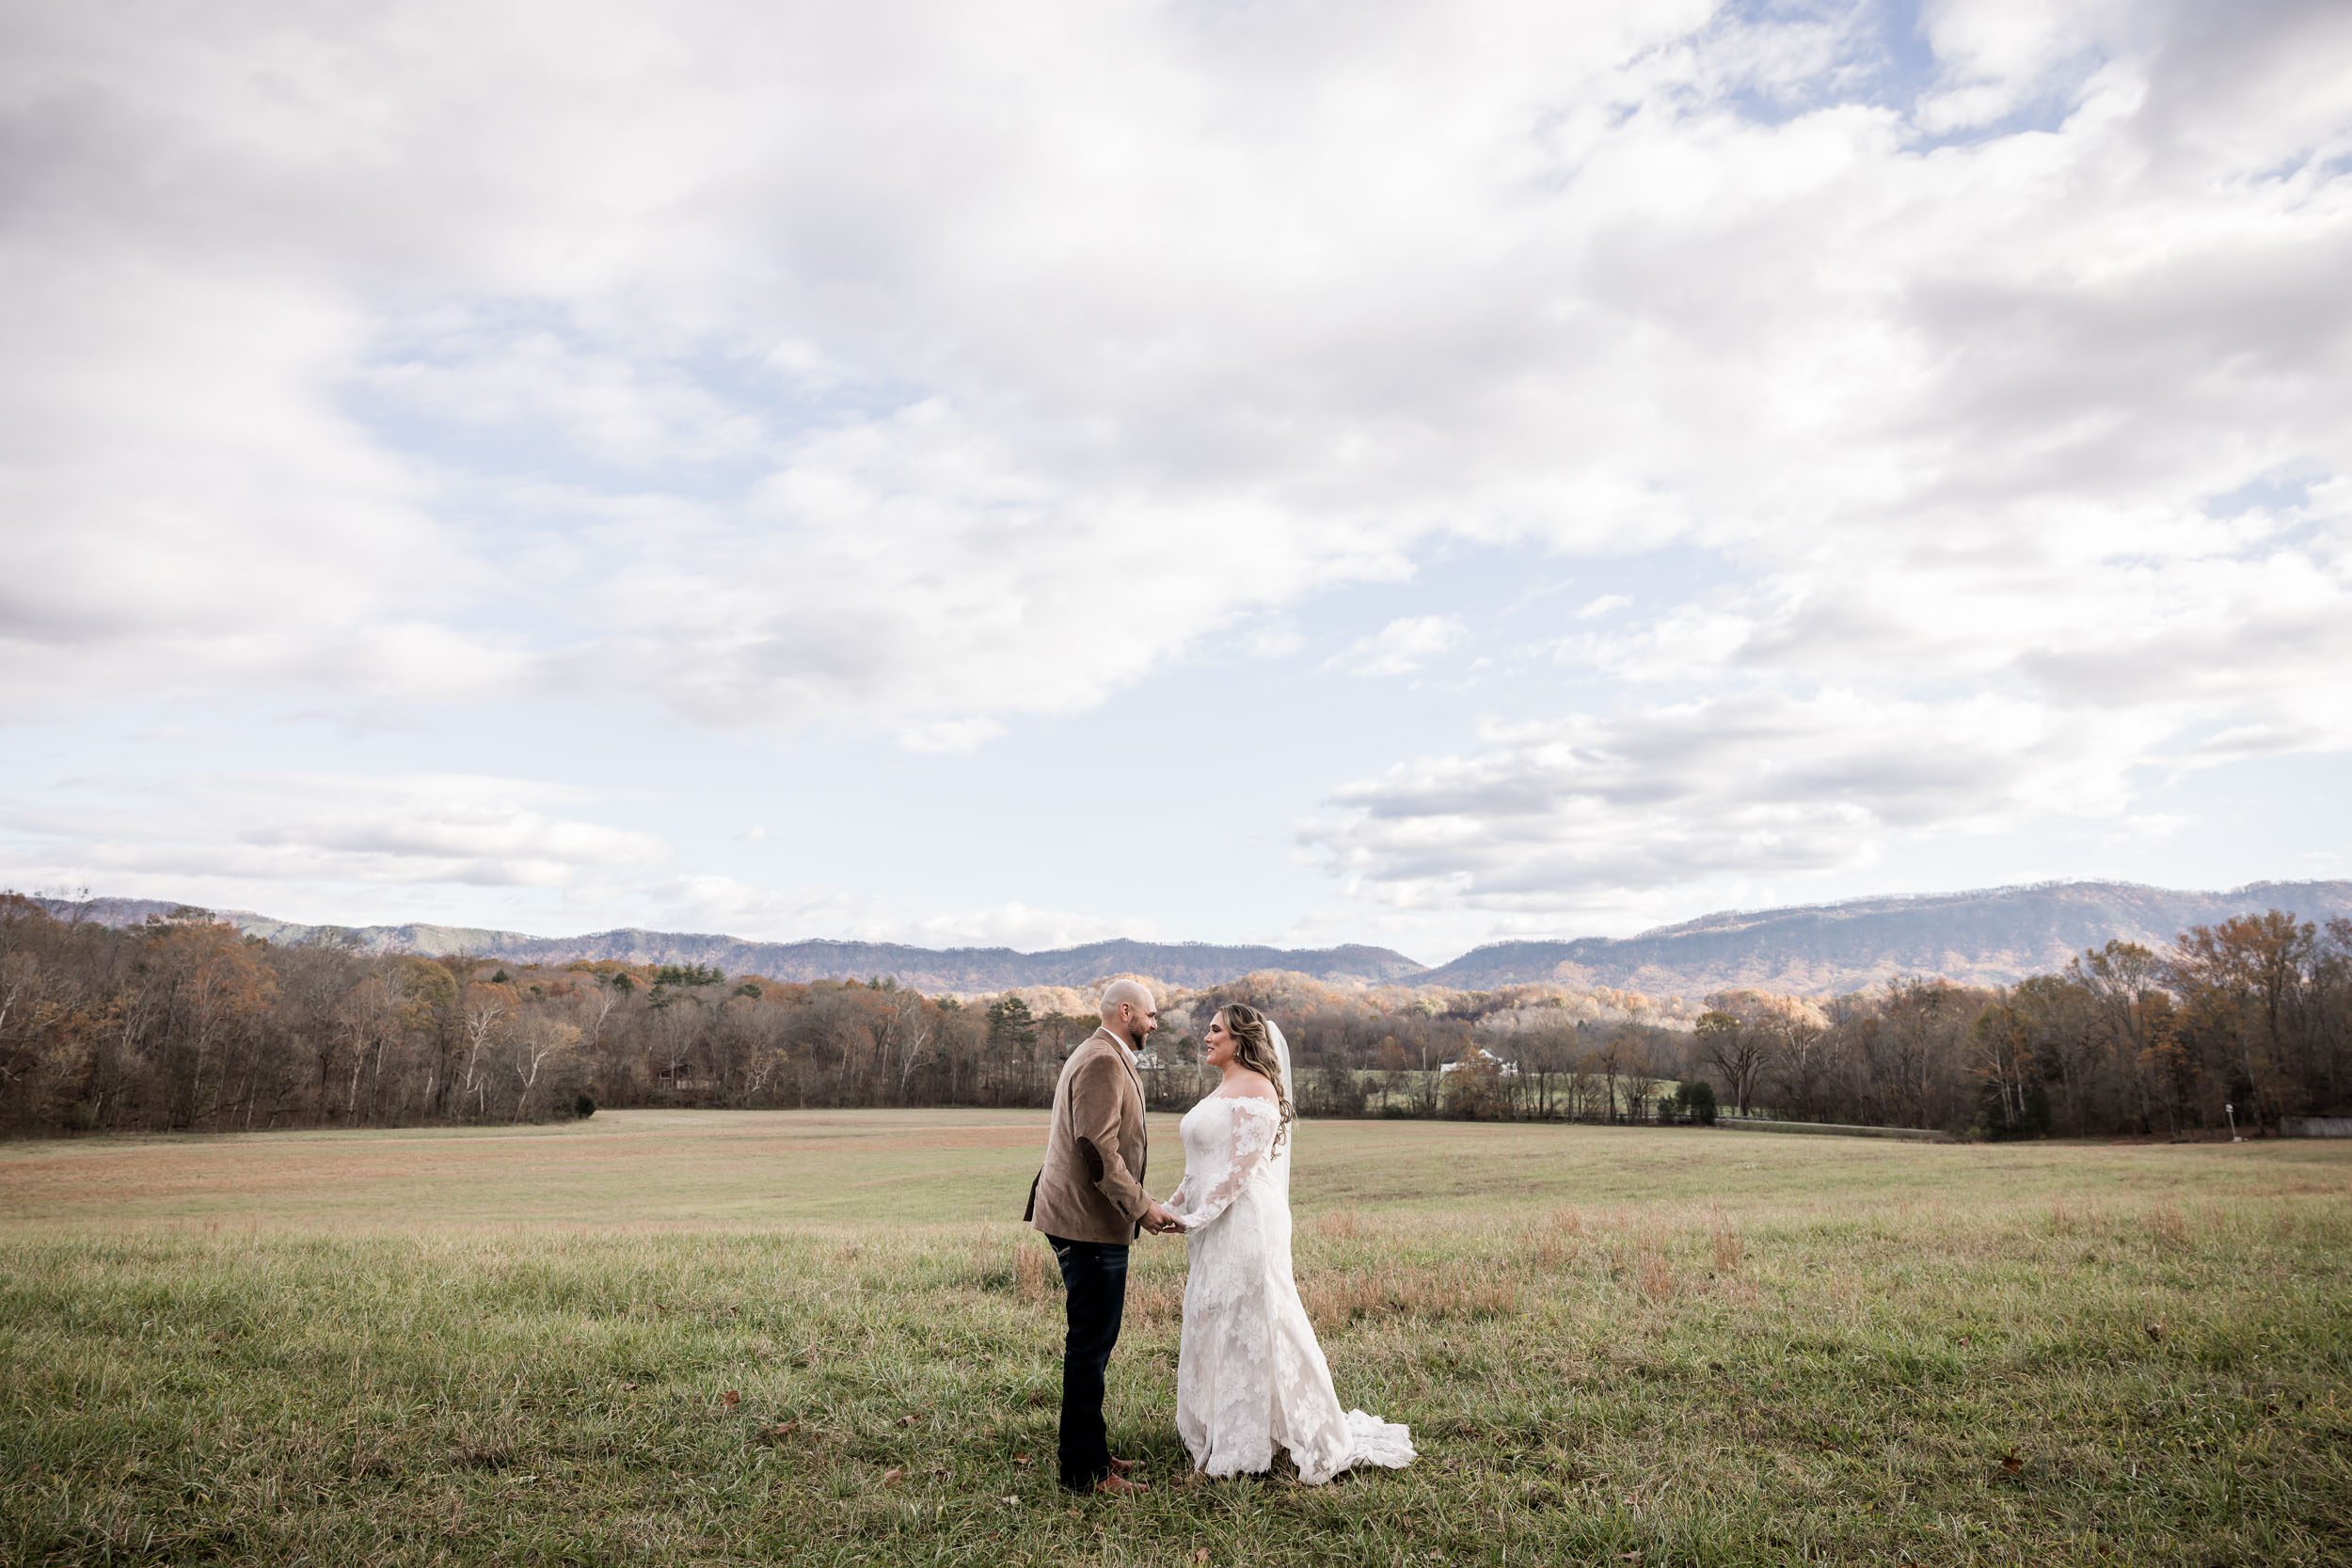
[459,984,506,1120]
[507,1014,580,1121]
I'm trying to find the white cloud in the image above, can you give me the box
[1,774,1151,950]
[0,256,506,714]
[642,874,1147,951]
[2,773,672,911]
[361,315,772,470]
[2109,812,2194,845]
[3,0,2348,936]
[910,903,1156,952]
[1321,615,1470,679]
[1912,0,2133,134]
[1241,621,1308,660]
[898,716,1009,754]
[634,874,875,942]
[1305,689,2162,911]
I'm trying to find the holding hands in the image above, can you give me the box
[1142,1198,1187,1235]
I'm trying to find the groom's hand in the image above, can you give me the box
[1141,1200,1183,1234]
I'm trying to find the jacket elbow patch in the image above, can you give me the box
[1075,1136,1106,1182]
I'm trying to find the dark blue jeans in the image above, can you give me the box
[1046,1234,1130,1490]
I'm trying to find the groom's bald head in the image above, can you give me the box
[1099,979,1159,1045]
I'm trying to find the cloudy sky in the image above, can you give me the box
[3,0,2348,962]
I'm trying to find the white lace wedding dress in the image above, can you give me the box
[1168,1089,1415,1483]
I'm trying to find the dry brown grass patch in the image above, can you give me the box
[967,1234,1058,1301]
[1710,1225,1745,1275]
[1014,1238,1052,1302]
[1301,1262,1523,1324]
[1633,1246,1677,1304]
[1525,1206,1588,1272]
[1304,1269,1392,1324]
[1126,1275,1184,1325]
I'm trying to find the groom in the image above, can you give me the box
[1025,978,1183,1495]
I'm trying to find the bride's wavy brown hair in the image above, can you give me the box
[1216,1003,1295,1151]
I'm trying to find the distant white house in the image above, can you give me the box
[1439,1046,1519,1080]
[2283,1116,2352,1137]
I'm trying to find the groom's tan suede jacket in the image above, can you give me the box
[1025,1027,1150,1244]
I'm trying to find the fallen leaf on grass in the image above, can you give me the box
[898,1412,924,1426]
[769,1421,799,1437]
[721,1390,741,1409]
[1999,1451,2024,1475]
[1196,1551,1211,1563]
[1013,1453,1033,1468]
[1000,1497,1021,1507]
[882,1467,904,1487]
[2145,1322,2164,1342]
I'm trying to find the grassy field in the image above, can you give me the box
[3,1111,2347,1566]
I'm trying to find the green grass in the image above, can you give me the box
[3,1111,2348,1565]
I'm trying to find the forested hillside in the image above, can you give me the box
[5,894,2345,1142]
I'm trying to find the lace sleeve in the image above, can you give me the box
[1179,1098,1279,1231]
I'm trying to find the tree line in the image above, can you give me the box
[1679,911,2352,1137]
[2,895,2344,1139]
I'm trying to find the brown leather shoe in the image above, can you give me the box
[1092,1472,1151,1496]
[1106,1456,1139,1476]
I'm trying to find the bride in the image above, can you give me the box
[1163,1003,1415,1483]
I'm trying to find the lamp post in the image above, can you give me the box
[2225,1101,2241,1143]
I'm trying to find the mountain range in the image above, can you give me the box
[28,879,2352,1000]
[27,898,1426,991]
[1416,879,2352,995]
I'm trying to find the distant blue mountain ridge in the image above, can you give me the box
[26,879,2352,1000]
